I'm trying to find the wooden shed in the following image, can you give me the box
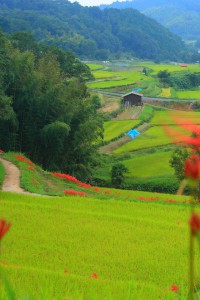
[122,92,143,108]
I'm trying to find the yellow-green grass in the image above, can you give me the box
[141,62,200,74]
[114,126,172,154]
[86,63,104,70]
[91,70,116,79]
[88,70,150,89]
[103,120,140,141]
[159,87,171,98]
[123,151,173,178]
[175,90,200,99]
[0,191,195,299]
[150,111,200,125]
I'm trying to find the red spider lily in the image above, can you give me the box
[168,199,176,203]
[165,113,200,149]
[0,149,3,153]
[89,273,98,279]
[52,172,91,189]
[26,165,36,171]
[1,261,9,266]
[184,154,200,180]
[93,187,101,193]
[15,155,33,165]
[170,285,178,292]
[0,219,11,240]
[105,190,110,194]
[64,190,87,197]
[189,212,200,235]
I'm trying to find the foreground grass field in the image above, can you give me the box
[0,191,196,299]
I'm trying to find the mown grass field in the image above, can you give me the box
[103,120,140,141]
[1,190,196,300]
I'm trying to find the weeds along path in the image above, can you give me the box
[0,158,49,196]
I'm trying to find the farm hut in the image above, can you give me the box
[122,92,143,108]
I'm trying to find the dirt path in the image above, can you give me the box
[0,158,46,196]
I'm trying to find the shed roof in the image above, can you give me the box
[122,92,143,98]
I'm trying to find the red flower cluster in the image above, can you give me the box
[89,273,98,279]
[0,149,3,154]
[26,165,36,171]
[0,219,11,240]
[189,212,200,235]
[15,155,33,165]
[93,187,101,193]
[52,172,91,189]
[184,154,200,180]
[105,190,110,194]
[139,196,159,202]
[64,190,87,197]
[171,285,178,292]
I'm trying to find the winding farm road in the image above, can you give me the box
[0,158,45,196]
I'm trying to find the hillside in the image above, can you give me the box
[100,0,200,41]
[0,0,187,61]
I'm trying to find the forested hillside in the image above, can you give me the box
[0,0,187,61]
[0,30,103,180]
[100,0,200,42]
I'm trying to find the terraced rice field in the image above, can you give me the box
[103,120,140,141]
[113,126,172,154]
[123,151,174,178]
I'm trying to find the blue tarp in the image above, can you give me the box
[125,129,140,140]
[132,88,142,92]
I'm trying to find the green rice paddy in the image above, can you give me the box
[103,120,140,141]
[87,62,200,99]
[123,151,174,178]
[114,126,171,154]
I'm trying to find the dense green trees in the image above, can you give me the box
[0,0,187,61]
[0,30,103,180]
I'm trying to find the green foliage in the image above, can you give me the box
[157,70,171,87]
[0,30,103,180]
[0,0,187,61]
[169,147,189,181]
[100,0,200,43]
[111,163,128,188]
[170,72,200,90]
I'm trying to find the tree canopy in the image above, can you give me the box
[0,30,103,181]
[0,0,188,61]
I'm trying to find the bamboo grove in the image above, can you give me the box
[0,30,103,180]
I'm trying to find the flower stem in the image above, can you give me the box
[189,228,194,300]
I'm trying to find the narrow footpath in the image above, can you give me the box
[0,158,47,196]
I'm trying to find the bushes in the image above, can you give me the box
[124,176,181,194]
